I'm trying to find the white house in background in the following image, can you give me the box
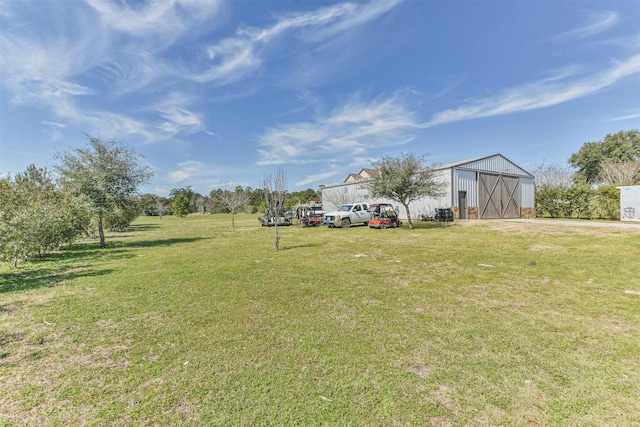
[319,154,536,220]
[618,186,640,222]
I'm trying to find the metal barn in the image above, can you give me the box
[319,154,536,220]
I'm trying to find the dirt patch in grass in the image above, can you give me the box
[483,220,640,237]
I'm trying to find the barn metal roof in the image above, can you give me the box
[435,154,534,178]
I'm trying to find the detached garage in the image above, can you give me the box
[320,154,536,220]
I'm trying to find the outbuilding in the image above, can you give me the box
[320,154,536,220]
[618,185,640,222]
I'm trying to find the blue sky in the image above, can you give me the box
[1,0,639,197]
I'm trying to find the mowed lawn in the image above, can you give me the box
[1,215,639,426]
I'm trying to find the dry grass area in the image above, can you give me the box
[1,215,639,425]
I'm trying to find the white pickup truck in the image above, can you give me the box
[323,203,370,228]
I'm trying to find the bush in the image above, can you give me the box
[536,184,620,220]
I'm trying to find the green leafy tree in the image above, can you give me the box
[589,186,620,220]
[172,194,191,217]
[138,193,169,217]
[208,188,227,213]
[104,196,143,231]
[169,186,202,214]
[569,130,640,184]
[367,153,446,229]
[565,184,592,219]
[0,165,89,267]
[286,188,320,209]
[248,187,264,213]
[54,135,153,248]
[535,185,565,218]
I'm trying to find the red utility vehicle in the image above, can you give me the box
[368,203,402,229]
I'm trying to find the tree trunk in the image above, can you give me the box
[98,213,106,248]
[403,202,414,229]
[274,223,280,251]
[232,209,235,228]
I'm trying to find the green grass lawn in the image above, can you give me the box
[1,215,639,426]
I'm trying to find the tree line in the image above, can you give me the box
[139,186,320,218]
[533,129,639,220]
[2,129,637,266]
[0,135,320,266]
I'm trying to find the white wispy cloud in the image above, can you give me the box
[305,0,402,41]
[0,0,221,143]
[151,93,204,137]
[295,170,342,188]
[427,54,640,126]
[604,112,640,122]
[0,0,400,148]
[167,160,248,192]
[553,11,619,40]
[42,121,67,142]
[157,108,204,137]
[86,0,222,44]
[256,91,420,166]
[194,0,401,84]
[167,160,214,184]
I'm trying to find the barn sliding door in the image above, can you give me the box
[478,174,521,219]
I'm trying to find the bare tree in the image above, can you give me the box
[320,183,368,212]
[530,162,575,188]
[155,198,167,219]
[597,160,639,186]
[219,186,251,227]
[263,167,288,251]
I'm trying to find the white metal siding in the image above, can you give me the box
[319,154,536,220]
[320,170,451,220]
[453,169,478,207]
[520,178,535,208]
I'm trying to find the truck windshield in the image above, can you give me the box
[339,205,353,211]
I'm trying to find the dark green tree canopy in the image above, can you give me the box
[568,129,640,184]
[0,165,90,267]
[54,135,153,247]
[169,186,203,213]
[172,194,191,217]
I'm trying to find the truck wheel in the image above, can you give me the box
[380,223,387,229]
[341,218,351,228]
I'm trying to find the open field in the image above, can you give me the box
[1,215,639,426]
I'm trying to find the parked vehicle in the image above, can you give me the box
[259,208,293,227]
[323,203,370,228]
[368,203,402,229]
[421,208,454,222]
[297,203,325,227]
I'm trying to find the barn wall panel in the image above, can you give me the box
[453,169,478,207]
